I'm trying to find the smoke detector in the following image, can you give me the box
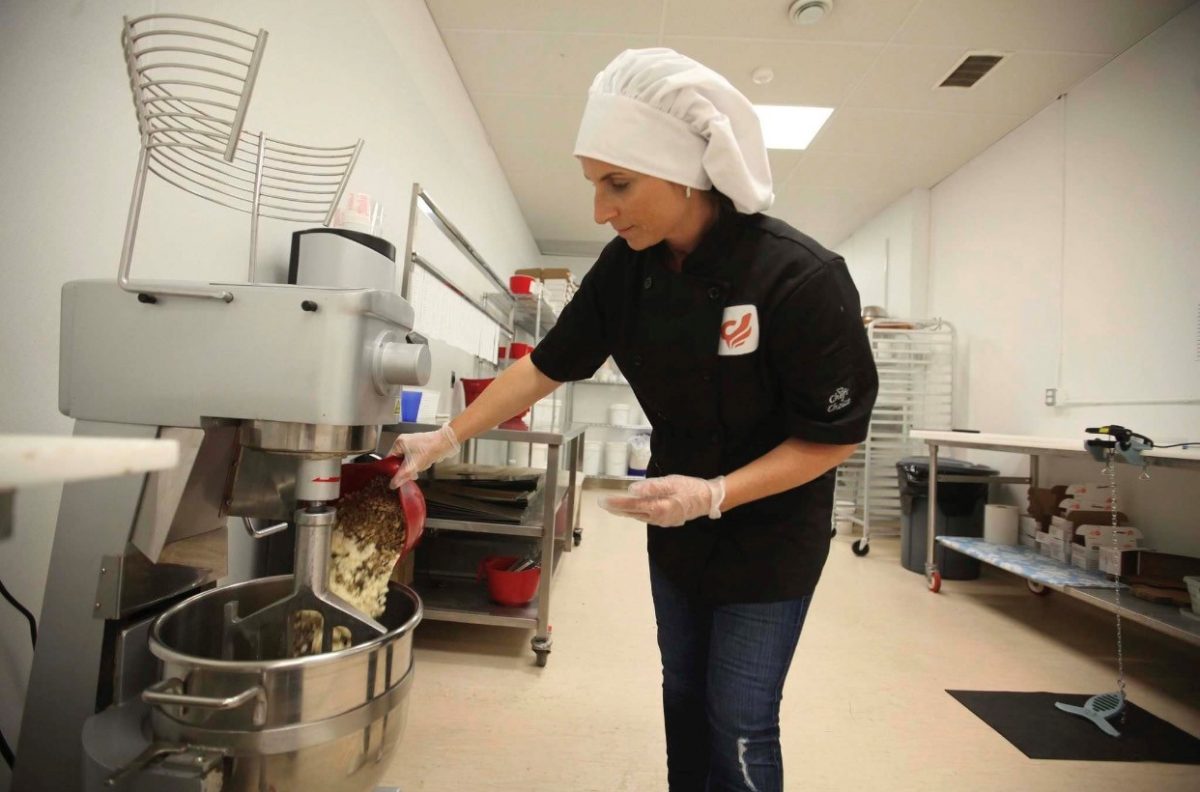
[789,0,833,25]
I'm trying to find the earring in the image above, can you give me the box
[685,186,692,199]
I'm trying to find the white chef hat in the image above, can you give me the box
[574,47,773,215]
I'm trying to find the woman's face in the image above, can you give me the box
[580,157,690,251]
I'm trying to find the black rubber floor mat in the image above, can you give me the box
[947,690,1200,764]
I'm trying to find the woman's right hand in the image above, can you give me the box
[388,424,460,488]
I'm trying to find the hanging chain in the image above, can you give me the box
[1104,451,1127,721]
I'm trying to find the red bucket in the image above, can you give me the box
[478,555,540,606]
[338,456,426,557]
[460,377,530,430]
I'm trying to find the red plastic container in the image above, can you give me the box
[338,456,426,557]
[508,342,533,360]
[478,555,540,606]
[460,377,529,430]
[509,274,536,295]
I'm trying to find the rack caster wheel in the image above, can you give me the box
[573,529,582,547]
[928,571,942,593]
[830,526,838,538]
[532,634,552,667]
[1027,580,1050,596]
[851,539,869,556]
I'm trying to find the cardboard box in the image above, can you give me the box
[1059,497,1116,512]
[1018,515,1040,537]
[1099,546,1142,576]
[514,267,575,282]
[1037,533,1070,563]
[1076,525,1143,549]
[1065,510,1129,528]
[1072,545,1100,571]
[1019,532,1038,549]
[1027,485,1068,523]
[1047,524,1075,543]
[1065,482,1110,499]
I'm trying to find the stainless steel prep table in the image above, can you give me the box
[384,422,586,665]
[910,429,1200,647]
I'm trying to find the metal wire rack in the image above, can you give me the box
[837,319,955,555]
[118,14,363,301]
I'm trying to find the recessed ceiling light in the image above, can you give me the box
[752,104,834,150]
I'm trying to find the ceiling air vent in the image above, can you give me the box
[937,52,1005,88]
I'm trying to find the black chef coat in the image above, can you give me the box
[532,205,878,603]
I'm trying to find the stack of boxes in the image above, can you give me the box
[513,267,578,316]
[1028,482,1141,573]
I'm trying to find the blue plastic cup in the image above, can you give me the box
[401,390,422,422]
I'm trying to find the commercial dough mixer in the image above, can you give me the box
[15,14,430,791]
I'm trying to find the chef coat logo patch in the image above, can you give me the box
[718,305,759,356]
[827,387,851,413]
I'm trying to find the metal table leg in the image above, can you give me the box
[925,443,941,592]
[531,442,559,666]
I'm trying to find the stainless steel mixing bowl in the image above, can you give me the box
[145,576,421,791]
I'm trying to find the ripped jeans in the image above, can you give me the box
[649,561,813,792]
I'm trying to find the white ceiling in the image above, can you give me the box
[425,0,1193,255]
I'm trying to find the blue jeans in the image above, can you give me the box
[649,561,813,792]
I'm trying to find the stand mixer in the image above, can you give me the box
[15,14,431,791]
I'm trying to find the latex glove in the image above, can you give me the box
[599,474,726,527]
[387,424,460,488]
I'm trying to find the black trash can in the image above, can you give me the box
[897,456,997,579]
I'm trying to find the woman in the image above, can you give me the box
[390,48,878,792]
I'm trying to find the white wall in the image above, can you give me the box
[833,189,931,319]
[0,1,540,782]
[844,4,1200,554]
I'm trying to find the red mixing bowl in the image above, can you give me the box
[338,456,425,557]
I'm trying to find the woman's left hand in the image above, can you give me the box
[599,474,725,527]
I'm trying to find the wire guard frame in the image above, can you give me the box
[118,14,363,301]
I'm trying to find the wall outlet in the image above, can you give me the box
[1044,388,1057,406]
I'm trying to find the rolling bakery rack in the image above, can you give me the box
[836,319,954,555]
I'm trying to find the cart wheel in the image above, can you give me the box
[1027,580,1050,596]
[851,539,869,557]
[830,525,838,538]
[928,571,942,593]
[573,529,582,547]
[534,650,549,667]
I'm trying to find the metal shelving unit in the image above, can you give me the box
[838,320,954,556]
[384,422,585,665]
[912,429,1200,648]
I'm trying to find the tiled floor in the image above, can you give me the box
[380,492,1200,791]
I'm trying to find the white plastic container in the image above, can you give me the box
[604,441,628,476]
[608,403,630,426]
[583,441,603,476]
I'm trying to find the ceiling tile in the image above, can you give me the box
[443,31,658,96]
[845,45,1112,116]
[661,37,882,106]
[893,0,1195,53]
[425,0,665,35]
[471,93,587,170]
[503,165,612,243]
[806,106,1025,184]
[767,149,806,187]
[664,0,922,42]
